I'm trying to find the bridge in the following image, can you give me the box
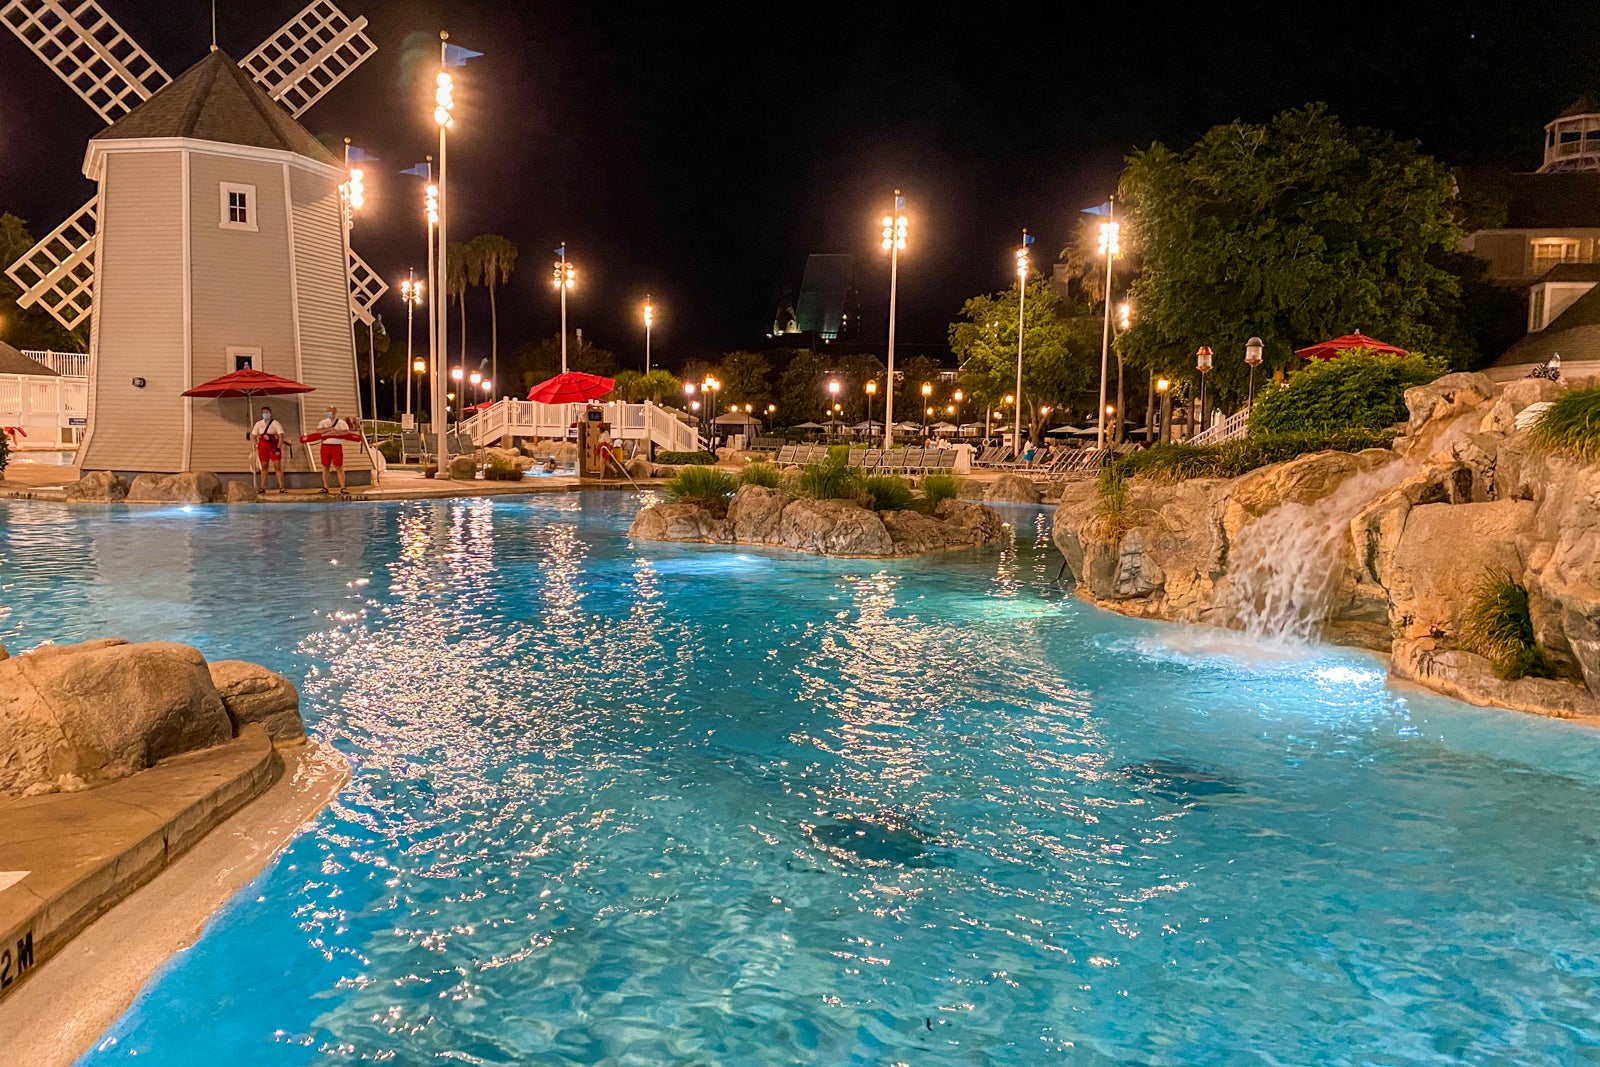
[459,398,700,455]
[1,350,87,449]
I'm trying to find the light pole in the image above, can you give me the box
[450,366,464,431]
[921,381,933,440]
[1245,336,1264,407]
[864,379,877,433]
[1013,231,1031,453]
[400,272,423,424]
[412,357,426,424]
[952,388,964,433]
[643,297,654,374]
[1096,203,1120,448]
[703,376,720,445]
[827,378,841,425]
[553,245,576,373]
[1196,346,1214,436]
[1156,377,1171,443]
[880,190,907,449]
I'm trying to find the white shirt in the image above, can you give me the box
[251,418,285,439]
[317,416,352,442]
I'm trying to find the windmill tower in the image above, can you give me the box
[2,0,387,484]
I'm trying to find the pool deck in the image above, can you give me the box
[0,737,348,1066]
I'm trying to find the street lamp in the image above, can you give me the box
[880,190,908,449]
[1245,336,1264,407]
[1014,230,1031,452]
[553,245,577,373]
[1096,202,1121,449]
[1196,345,1214,434]
[450,365,464,429]
[432,33,457,470]
[864,379,877,431]
[399,271,424,423]
[1156,376,1171,443]
[643,297,654,374]
[952,388,964,431]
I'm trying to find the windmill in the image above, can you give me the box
[2,0,387,482]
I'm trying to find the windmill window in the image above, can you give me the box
[219,183,258,232]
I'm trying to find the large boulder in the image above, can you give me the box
[225,480,259,503]
[625,456,653,480]
[933,499,1008,546]
[776,498,895,557]
[64,471,129,502]
[208,660,305,745]
[447,455,477,481]
[727,484,793,543]
[126,471,226,504]
[0,639,233,797]
[984,474,1042,504]
[1386,500,1535,640]
[628,502,731,543]
[485,447,533,472]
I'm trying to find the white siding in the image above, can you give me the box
[290,167,369,471]
[79,151,186,472]
[187,152,301,473]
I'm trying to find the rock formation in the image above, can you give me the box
[0,639,306,798]
[1052,372,1600,719]
[63,471,129,502]
[126,471,227,503]
[630,484,1006,558]
[984,473,1043,504]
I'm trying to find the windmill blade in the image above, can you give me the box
[1,0,169,123]
[242,0,375,118]
[348,246,386,326]
[5,197,97,332]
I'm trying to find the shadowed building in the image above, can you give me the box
[794,254,861,341]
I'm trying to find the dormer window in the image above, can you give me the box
[219,182,258,232]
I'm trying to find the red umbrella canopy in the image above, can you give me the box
[183,368,314,398]
[527,371,615,404]
[1294,331,1409,361]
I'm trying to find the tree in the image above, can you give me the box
[0,213,87,352]
[950,280,1100,441]
[610,368,681,403]
[776,350,830,424]
[515,333,616,388]
[446,241,481,370]
[715,350,772,410]
[1120,104,1470,411]
[468,234,518,390]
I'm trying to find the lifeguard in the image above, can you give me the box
[308,405,360,495]
[250,406,287,494]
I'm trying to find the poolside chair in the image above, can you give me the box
[401,430,424,464]
[847,448,866,468]
[937,451,958,469]
[421,431,440,461]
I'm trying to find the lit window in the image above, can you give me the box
[1532,239,1583,272]
[219,182,258,232]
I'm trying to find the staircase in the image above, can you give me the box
[460,399,698,454]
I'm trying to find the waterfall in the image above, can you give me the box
[1224,460,1409,643]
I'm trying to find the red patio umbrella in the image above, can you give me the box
[1294,330,1408,361]
[183,369,315,475]
[526,370,616,404]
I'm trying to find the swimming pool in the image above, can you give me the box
[3,494,1598,1064]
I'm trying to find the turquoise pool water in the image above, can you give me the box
[3,494,1599,1064]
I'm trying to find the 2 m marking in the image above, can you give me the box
[0,931,34,990]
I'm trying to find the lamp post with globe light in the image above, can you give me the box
[1245,336,1264,407]
[553,246,576,373]
[399,271,424,423]
[1156,377,1171,443]
[1013,232,1031,452]
[1196,346,1214,435]
[864,379,877,433]
[880,191,908,448]
[1096,206,1121,447]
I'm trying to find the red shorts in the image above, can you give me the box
[256,438,280,463]
[320,443,344,468]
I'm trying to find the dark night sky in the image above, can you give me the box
[3,1,1599,370]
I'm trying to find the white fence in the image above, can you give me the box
[460,399,699,454]
[20,350,89,377]
[0,372,87,447]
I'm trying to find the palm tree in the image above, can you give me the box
[446,241,481,379]
[469,234,518,392]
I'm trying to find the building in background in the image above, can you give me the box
[793,254,861,342]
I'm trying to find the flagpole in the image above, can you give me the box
[1096,196,1115,449]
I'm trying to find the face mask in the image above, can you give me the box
[325,412,335,420]
[261,413,270,422]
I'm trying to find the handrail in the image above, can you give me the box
[1191,407,1250,447]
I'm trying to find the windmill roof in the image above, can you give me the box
[92,50,339,167]
[1557,94,1600,119]
[0,342,59,376]
[1493,282,1600,367]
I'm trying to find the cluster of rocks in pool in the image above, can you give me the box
[1053,372,1600,721]
[630,483,1007,557]
[64,471,258,504]
[0,638,304,798]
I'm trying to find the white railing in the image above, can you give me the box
[20,349,89,377]
[458,399,698,454]
[1190,407,1251,447]
[0,371,87,447]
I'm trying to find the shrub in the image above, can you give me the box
[920,473,964,507]
[1092,464,1135,539]
[863,474,915,512]
[796,456,861,500]
[1462,570,1557,680]
[1248,350,1446,435]
[657,450,717,465]
[1111,430,1396,482]
[664,465,737,511]
[826,444,850,466]
[1528,386,1600,461]
[483,457,524,481]
[738,462,781,488]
